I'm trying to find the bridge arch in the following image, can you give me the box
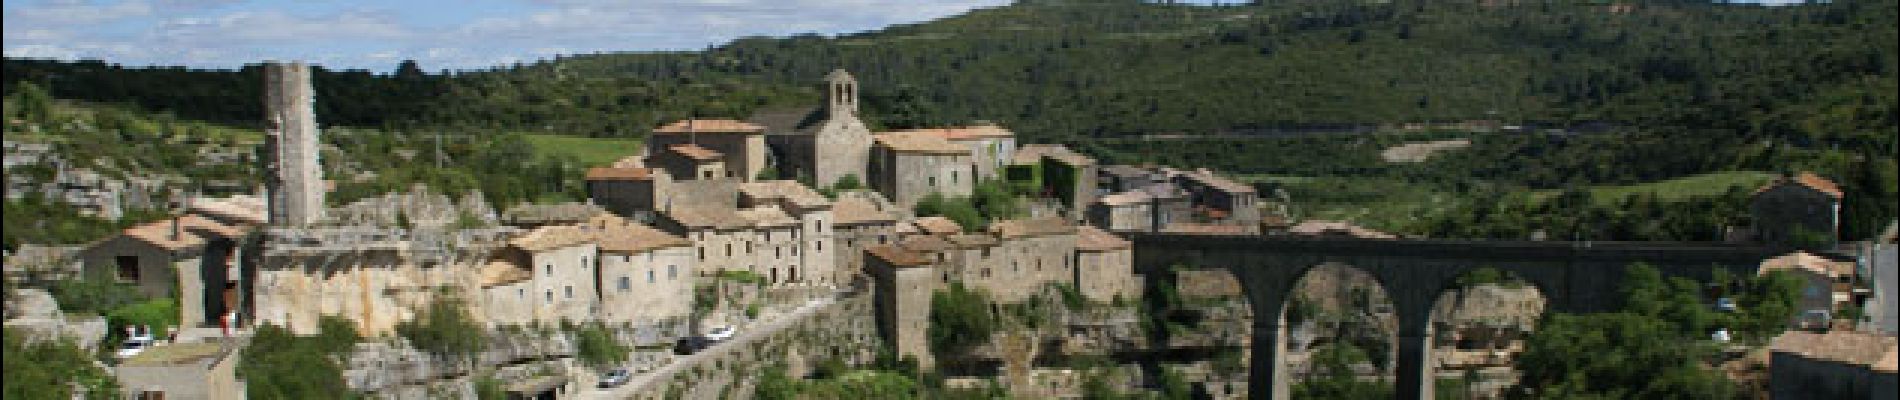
[1128,233,1777,400]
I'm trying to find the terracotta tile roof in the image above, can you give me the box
[1182,169,1255,194]
[667,144,724,162]
[894,124,1016,141]
[666,206,751,230]
[989,217,1076,239]
[609,155,644,168]
[1288,220,1396,239]
[1158,223,1254,235]
[1770,331,1898,371]
[900,234,955,253]
[1759,251,1855,279]
[187,195,267,225]
[832,196,895,226]
[1075,225,1131,251]
[121,215,250,251]
[652,119,764,134]
[740,180,831,209]
[1096,191,1152,206]
[945,234,999,248]
[589,214,690,253]
[873,131,969,155]
[866,245,934,267]
[480,259,532,287]
[508,225,595,252]
[585,167,654,181]
[913,216,964,235]
[1011,144,1095,166]
[1754,172,1844,199]
[737,206,799,227]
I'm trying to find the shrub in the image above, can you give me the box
[395,296,486,360]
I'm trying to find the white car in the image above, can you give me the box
[115,337,153,359]
[704,326,737,342]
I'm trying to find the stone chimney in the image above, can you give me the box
[263,61,325,226]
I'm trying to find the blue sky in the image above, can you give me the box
[3,0,1816,72]
[2,0,1012,71]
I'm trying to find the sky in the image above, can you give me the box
[2,0,1013,72]
[3,0,1816,73]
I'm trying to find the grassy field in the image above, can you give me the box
[523,134,644,166]
[1532,171,1777,203]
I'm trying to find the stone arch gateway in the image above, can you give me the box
[1127,234,1782,400]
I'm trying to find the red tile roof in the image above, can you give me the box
[866,245,934,267]
[1755,172,1844,199]
[668,144,723,161]
[585,167,654,181]
[652,119,764,134]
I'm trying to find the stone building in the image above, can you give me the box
[650,144,728,181]
[491,224,602,324]
[480,213,697,327]
[749,69,875,187]
[1760,251,1857,329]
[79,196,265,329]
[586,157,663,221]
[115,341,246,400]
[1074,225,1139,302]
[1089,191,1154,233]
[867,244,942,369]
[1009,145,1098,221]
[1768,330,1897,400]
[643,119,767,182]
[829,191,900,286]
[1174,168,1261,229]
[1752,171,1844,246]
[984,217,1082,303]
[1087,165,1260,234]
[869,131,974,208]
[895,124,1017,181]
[262,61,325,226]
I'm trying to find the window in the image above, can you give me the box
[518,288,525,298]
[648,270,655,283]
[698,246,706,260]
[952,171,959,184]
[565,286,574,299]
[545,264,553,276]
[726,243,733,257]
[618,277,631,292]
[545,290,553,303]
[668,265,677,280]
[929,177,937,187]
[115,256,139,281]
[817,242,823,252]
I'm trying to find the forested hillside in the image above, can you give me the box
[3,0,1894,239]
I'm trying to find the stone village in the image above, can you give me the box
[6,61,1895,399]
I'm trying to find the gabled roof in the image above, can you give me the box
[1075,225,1132,252]
[1754,172,1844,199]
[866,245,933,267]
[737,205,799,228]
[747,106,824,134]
[832,196,896,226]
[188,195,267,226]
[912,216,964,236]
[668,144,723,162]
[666,206,752,230]
[1759,251,1855,279]
[945,234,999,248]
[900,234,955,253]
[1770,331,1898,372]
[120,215,251,252]
[585,167,654,181]
[989,217,1075,239]
[508,225,594,253]
[893,124,1015,141]
[652,119,764,134]
[740,180,832,210]
[873,131,969,155]
[1011,144,1095,166]
[480,260,532,288]
[590,214,690,253]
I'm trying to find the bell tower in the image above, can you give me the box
[825,69,857,120]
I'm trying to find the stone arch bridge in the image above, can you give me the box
[1126,234,1784,400]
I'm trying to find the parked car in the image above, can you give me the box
[115,336,153,359]
[598,368,631,388]
[705,326,737,342]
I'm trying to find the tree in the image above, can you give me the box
[928,282,997,358]
[4,328,119,400]
[395,296,486,361]
[572,322,629,368]
[239,323,353,400]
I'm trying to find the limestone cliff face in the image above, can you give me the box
[1431,284,1547,332]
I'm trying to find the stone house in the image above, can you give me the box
[80,196,264,329]
[900,124,1018,181]
[748,69,875,187]
[591,214,697,326]
[479,214,698,328]
[867,244,942,369]
[586,160,663,221]
[1760,251,1857,328]
[1768,330,1897,400]
[1009,145,1098,221]
[643,119,767,181]
[741,180,839,286]
[1074,226,1139,302]
[494,225,601,324]
[1173,168,1261,230]
[1752,172,1844,246]
[869,131,974,208]
[830,191,900,285]
[116,341,245,400]
[984,217,1081,303]
[650,144,728,181]
[656,203,829,286]
[1088,191,1154,233]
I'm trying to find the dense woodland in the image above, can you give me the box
[3,0,1896,240]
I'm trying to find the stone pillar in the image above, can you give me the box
[263,61,324,226]
[1249,320,1290,400]
[1394,324,1435,400]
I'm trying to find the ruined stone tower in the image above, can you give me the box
[263,61,324,225]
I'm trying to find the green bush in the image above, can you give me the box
[4,327,120,400]
[395,296,486,360]
[572,322,629,368]
[927,282,996,358]
[106,297,179,341]
[239,323,354,400]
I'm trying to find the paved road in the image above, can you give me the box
[582,297,836,399]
